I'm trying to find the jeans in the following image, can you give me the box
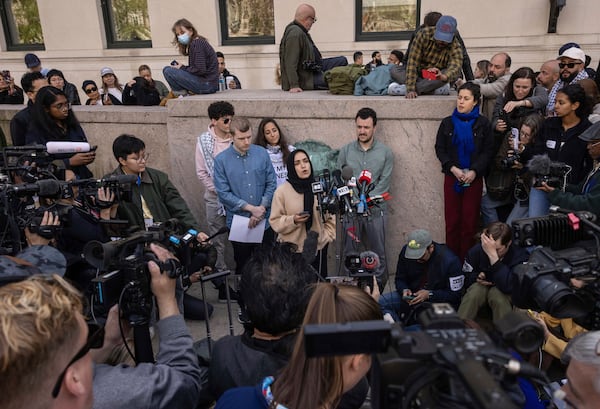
[480,193,512,226]
[162,66,217,95]
[379,291,409,322]
[528,187,550,217]
[313,56,348,89]
[506,200,529,225]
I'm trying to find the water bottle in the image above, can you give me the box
[219,73,226,91]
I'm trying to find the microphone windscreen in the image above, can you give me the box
[527,154,551,175]
[341,165,354,181]
[46,142,91,154]
[37,179,61,196]
[302,230,319,264]
[360,251,380,271]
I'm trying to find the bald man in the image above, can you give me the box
[537,60,560,114]
[279,3,347,92]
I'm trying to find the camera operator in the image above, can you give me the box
[92,242,202,409]
[559,331,600,409]
[535,121,600,219]
[107,134,211,313]
[54,170,119,289]
[457,222,528,323]
[378,229,464,324]
[0,274,95,409]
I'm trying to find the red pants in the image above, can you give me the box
[443,175,483,261]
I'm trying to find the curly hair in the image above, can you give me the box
[0,275,83,408]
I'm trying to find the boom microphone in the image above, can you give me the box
[46,141,92,154]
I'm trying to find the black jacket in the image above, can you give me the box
[533,117,592,184]
[435,114,494,178]
[463,242,529,294]
[395,243,464,309]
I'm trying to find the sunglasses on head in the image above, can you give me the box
[85,86,98,94]
[558,62,580,69]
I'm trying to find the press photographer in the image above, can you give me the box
[529,83,593,217]
[534,120,600,219]
[92,243,202,409]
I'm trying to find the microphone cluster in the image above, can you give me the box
[311,165,390,217]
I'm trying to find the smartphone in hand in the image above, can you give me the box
[171,60,178,66]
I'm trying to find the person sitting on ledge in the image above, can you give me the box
[279,3,347,92]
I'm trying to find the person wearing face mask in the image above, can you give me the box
[163,18,218,96]
[269,149,335,277]
[254,118,295,187]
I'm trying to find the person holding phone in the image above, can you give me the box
[269,149,335,277]
[378,229,463,324]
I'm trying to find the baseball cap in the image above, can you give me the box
[100,67,115,77]
[24,53,41,68]
[404,229,433,260]
[579,121,600,142]
[0,245,66,286]
[558,47,585,63]
[433,15,457,44]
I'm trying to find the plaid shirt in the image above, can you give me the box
[405,26,463,93]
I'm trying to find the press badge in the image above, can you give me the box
[546,140,557,149]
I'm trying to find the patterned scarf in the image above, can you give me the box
[547,70,589,114]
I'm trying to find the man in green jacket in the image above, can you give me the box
[536,121,600,219]
[279,3,347,92]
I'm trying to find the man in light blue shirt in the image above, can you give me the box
[214,117,277,324]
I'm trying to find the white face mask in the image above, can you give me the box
[177,32,191,45]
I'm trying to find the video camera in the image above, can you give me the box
[511,208,600,330]
[84,219,216,324]
[305,303,546,409]
[72,174,136,211]
[527,154,572,190]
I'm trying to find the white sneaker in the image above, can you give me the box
[388,82,406,96]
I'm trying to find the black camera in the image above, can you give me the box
[72,174,136,210]
[302,60,322,72]
[305,303,546,409]
[1,70,11,82]
[532,163,571,190]
[500,153,520,169]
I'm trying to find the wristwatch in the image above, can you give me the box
[428,291,434,300]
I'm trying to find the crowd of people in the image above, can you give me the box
[3,3,600,409]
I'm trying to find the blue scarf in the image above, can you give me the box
[451,107,479,193]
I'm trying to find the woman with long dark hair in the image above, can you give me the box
[216,282,382,409]
[530,83,593,216]
[435,82,494,261]
[162,18,218,96]
[254,118,295,186]
[481,67,547,224]
[25,86,94,179]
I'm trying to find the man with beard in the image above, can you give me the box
[337,107,394,286]
[547,46,589,115]
[472,52,512,119]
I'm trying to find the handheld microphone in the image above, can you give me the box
[358,170,372,193]
[341,165,354,182]
[205,226,230,242]
[357,170,372,214]
[46,142,92,154]
[321,168,330,195]
[331,169,353,213]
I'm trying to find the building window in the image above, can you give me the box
[101,0,152,49]
[0,0,44,51]
[218,0,274,45]
[355,0,420,41]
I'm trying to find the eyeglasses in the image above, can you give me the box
[51,322,104,398]
[84,86,98,94]
[308,16,317,23]
[588,140,600,147]
[51,102,71,111]
[558,62,581,69]
[129,153,150,162]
